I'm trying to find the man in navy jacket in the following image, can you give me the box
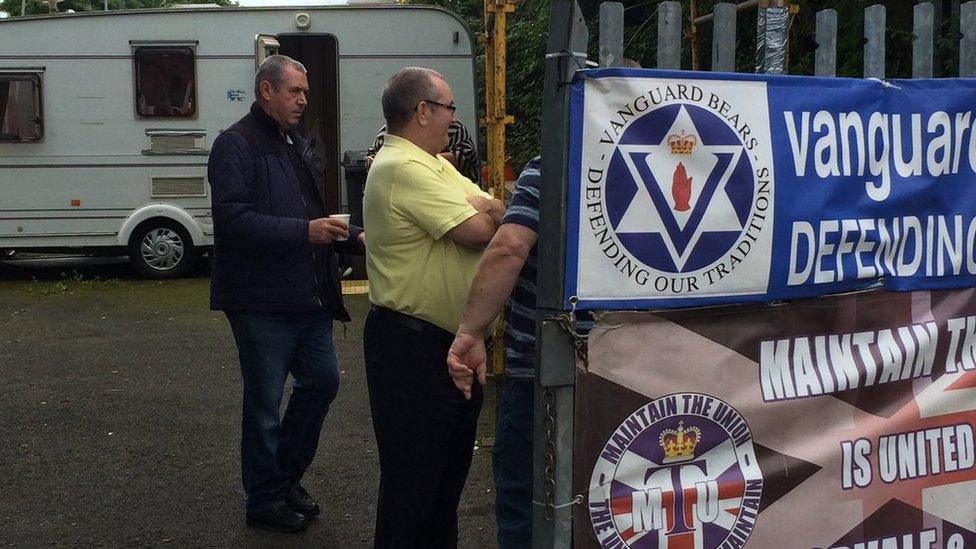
[208,54,363,533]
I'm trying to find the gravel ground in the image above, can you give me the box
[0,258,497,548]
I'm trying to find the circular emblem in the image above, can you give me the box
[603,102,760,274]
[589,393,763,548]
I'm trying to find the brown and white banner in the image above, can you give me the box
[575,288,976,549]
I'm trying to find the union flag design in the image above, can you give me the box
[578,289,976,548]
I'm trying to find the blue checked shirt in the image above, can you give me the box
[502,157,591,378]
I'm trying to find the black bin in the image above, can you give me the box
[341,149,368,280]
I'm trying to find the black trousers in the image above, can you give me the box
[364,308,484,549]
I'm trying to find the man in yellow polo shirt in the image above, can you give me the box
[362,66,505,549]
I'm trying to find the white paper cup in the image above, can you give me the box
[329,213,351,241]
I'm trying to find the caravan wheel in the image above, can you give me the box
[129,220,197,279]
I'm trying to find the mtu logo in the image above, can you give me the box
[576,78,775,301]
[588,393,763,549]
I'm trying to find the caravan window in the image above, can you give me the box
[0,73,43,142]
[134,47,196,117]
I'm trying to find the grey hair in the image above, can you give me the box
[381,67,443,132]
[254,54,307,98]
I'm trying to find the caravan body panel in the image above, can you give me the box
[0,6,478,258]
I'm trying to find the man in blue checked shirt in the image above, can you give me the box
[448,157,591,547]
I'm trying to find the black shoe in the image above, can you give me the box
[246,503,309,533]
[284,484,321,518]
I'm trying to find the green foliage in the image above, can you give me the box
[505,0,551,172]
[2,0,233,17]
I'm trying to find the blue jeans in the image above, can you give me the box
[493,377,534,549]
[226,310,340,513]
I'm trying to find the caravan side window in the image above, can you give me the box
[0,72,43,142]
[134,47,196,118]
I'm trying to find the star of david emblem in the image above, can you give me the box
[614,105,745,272]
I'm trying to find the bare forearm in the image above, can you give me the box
[448,212,497,250]
[467,195,505,225]
[457,244,525,337]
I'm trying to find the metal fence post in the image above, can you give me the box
[934,0,944,77]
[599,2,624,68]
[815,9,837,77]
[536,0,587,547]
[962,1,976,76]
[950,0,961,75]
[711,3,737,72]
[953,0,962,34]
[757,5,789,74]
[914,1,935,78]
[537,8,584,312]
[657,1,682,69]
[864,4,886,79]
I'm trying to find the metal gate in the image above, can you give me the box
[534,2,976,547]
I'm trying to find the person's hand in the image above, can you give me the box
[447,331,487,400]
[364,155,375,171]
[466,195,505,225]
[439,151,458,167]
[308,217,349,244]
[466,195,494,213]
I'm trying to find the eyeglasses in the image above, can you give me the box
[422,99,457,113]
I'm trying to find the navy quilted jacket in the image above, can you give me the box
[208,102,362,319]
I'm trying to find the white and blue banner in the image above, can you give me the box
[567,69,976,310]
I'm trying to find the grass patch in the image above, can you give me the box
[23,269,138,297]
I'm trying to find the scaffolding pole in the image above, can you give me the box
[482,0,517,379]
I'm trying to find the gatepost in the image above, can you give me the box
[552,1,976,548]
[535,0,587,548]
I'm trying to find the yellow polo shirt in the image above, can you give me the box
[364,134,491,333]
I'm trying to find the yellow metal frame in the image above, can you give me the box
[482,0,517,376]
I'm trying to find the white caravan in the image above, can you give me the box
[0,5,478,277]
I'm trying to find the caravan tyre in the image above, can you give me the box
[129,220,197,279]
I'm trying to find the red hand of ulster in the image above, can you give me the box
[671,162,692,212]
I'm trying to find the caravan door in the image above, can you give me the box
[276,34,341,214]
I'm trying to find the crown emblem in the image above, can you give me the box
[667,130,697,155]
[659,420,702,463]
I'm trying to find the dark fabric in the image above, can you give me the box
[363,309,483,549]
[493,378,534,549]
[287,142,324,220]
[225,310,340,513]
[368,304,457,341]
[208,102,362,318]
[286,138,330,306]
